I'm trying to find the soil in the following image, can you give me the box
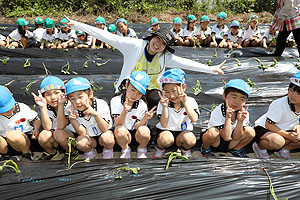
[0,10,274,25]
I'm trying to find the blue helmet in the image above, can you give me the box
[160,68,187,85]
[0,86,15,114]
[40,76,65,93]
[129,71,150,95]
[66,77,91,96]
[225,79,250,97]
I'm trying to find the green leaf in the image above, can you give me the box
[191,80,202,96]
[24,58,31,68]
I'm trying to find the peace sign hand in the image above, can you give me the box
[123,98,132,113]
[213,60,227,75]
[58,93,67,105]
[67,104,79,120]
[145,106,157,120]
[237,105,249,122]
[158,90,169,107]
[83,98,97,117]
[32,90,47,108]
[177,85,187,103]
[62,15,76,28]
[225,100,235,119]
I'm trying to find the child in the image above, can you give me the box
[260,24,278,48]
[107,24,117,34]
[6,18,33,48]
[32,76,74,160]
[210,12,229,48]
[201,79,255,158]
[198,15,212,47]
[111,71,155,158]
[40,18,58,49]
[116,18,137,38]
[242,15,261,47]
[183,14,200,46]
[74,30,92,48]
[227,20,243,49]
[0,86,41,161]
[91,17,108,49]
[170,17,184,46]
[56,18,76,49]
[0,33,5,47]
[65,77,115,159]
[153,68,199,158]
[253,72,300,159]
[32,17,44,47]
[148,17,160,32]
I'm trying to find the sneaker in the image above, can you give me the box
[84,148,97,160]
[22,152,33,161]
[137,148,148,158]
[102,148,113,159]
[274,148,291,159]
[181,148,192,158]
[65,150,79,160]
[229,149,249,158]
[120,148,131,159]
[252,142,269,159]
[200,144,217,158]
[152,145,165,158]
[38,149,59,160]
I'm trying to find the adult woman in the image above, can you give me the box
[272,0,300,56]
[64,16,226,109]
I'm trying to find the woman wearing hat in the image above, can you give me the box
[63,16,226,109]
[6,18,33,48]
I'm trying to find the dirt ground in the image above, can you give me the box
[0,10,274,25]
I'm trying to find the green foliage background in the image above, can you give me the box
[0,0,277,17]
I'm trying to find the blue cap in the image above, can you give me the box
[0,86,15,114]
[66,77,91,96]
[40,76,65,93]
[290,72,300,86]
[116,18,128,25]
[159,68,187,84]
[225,79,251,97]
[129,71,150,95]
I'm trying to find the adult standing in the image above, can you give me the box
[64,16,226,109]
[272,0,300,56]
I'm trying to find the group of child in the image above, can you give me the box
[1,67,300,161]
[0,14,296,50]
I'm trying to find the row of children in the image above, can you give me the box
[1,68,300,161]
[0,14,296,50]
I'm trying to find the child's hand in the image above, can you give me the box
[58,93,67,105]
[31,129,40,139]
[158,91,169,107]
[288,131,300,142]
[32,90,47,108]
[237,105,248,122]
[123,98,132,113]
[83,98,97,117]
[67,104,79,120]
[225,100,234,119]
[63,15,76,28]
[144,106,157,120]
[177,85,187,103]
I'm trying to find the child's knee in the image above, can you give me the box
[204,128,220,140]
[114,126,127,138]
[181,132,196,148]
[244,126,255,139]
[76,136,92,150]
[99,131,115,146]
[136,126,150,139]
[6,130,25,143]
[38,130,52,144]
[0,136,8,154]
[158,132,174,147]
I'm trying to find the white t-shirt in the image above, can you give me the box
[208,103,250,130]
[65,98,112,137]
[287,34,294,41]
[0,34,6,41]
[170,28,184,38]
[255,96,300,130]
[0,103,38,137]
[110,94,148,130]
[211,24,229,39]
[227,30,243,43]
[156,96,199,131]
[8,29,33,41]
[199,26,212,37]
[261,29,278,43]
[117,28,137,38]
[33,28,45,42]
[56,29,76,41]
[74,35,92,46]
[73,21,220,91]
[243,26,261,40]
[183,26,200,37]
[42,28,58,42]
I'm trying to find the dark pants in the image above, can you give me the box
[146,89,160,110]
[274,22,300,57]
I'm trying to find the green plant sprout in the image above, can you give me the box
[0,57,9,64]
[42,63,51,75]
[4,80,15,87]
[295,58,300,70]
[7,46,15,50]
[83,60,89,68]
[69,158,90,170]
[254,57,278,71]
[191,80,202,96]
[232,58,241,66]
[115,167,141,179]
[90,81,103,91]
[222,79,227,89]
[111,47,116,52]
[213,48,217,57]
[206,59,212,66]
[164,149,188,170]
[0,160,21,173]
[64,49,69,52]
[247,78,259,90]
[263,168,288,200]
[32,104,37,111]
[92,59,111,67]
[21,80,39,95]
[24,58,31,68]
[199,104,216,113]
[61,61,70,74]
[0,26,7,30]
[192,38,201,49]
[67,137,77,170]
